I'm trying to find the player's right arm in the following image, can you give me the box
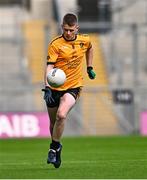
[42,39,59,104]
[42,42,58,105]
[44,64,54,87]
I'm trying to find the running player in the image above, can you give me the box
[42,13,96,168]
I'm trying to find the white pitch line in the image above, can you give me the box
[0,159,146,166]
[0,160,98,166]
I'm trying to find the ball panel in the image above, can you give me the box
[47,68,66,88]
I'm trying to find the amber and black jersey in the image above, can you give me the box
[47,34,92,90]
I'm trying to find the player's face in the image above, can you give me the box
[62,24,79,40]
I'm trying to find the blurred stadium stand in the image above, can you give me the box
[77,0,112,33]
[0,0,147,136]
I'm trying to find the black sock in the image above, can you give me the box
[50,140,60,150]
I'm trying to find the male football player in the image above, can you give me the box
[42,13,96,168]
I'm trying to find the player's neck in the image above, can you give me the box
[62,34,77,41]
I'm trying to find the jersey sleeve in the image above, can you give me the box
[88,41,92,49]
[87,36,92,49]
[83,35,92,50]
[47,43,59,64]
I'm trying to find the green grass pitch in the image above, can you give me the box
[0,136,147,179]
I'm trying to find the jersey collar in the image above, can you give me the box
[62,34,77,41]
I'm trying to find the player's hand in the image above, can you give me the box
[87,66,96,79]
[42,86,55,104]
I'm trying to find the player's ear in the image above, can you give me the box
[61,24,63,29]
[76,25,79,32]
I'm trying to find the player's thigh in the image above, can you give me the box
[58,93,76,116]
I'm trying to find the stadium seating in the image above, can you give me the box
[22,20,46,84]
[82,34,121,135]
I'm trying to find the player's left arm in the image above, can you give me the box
[86,46,96,79]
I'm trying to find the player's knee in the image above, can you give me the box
[56,110,66,121]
